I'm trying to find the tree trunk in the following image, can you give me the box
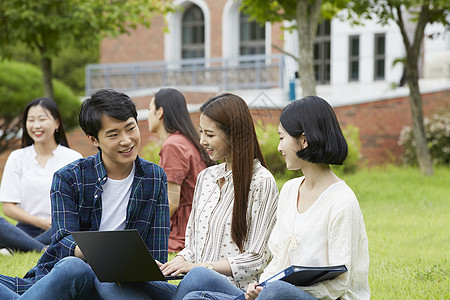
[296,42,316,97]
[296,0,322,97]
[405,60,434,175]
[396,5,433,175]
[40,55,54,99]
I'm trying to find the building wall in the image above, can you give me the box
[100,0,284,64]
[334,89,450,165]
[100,15,166,63]
[0,89,448,182]
[97,0,449,106]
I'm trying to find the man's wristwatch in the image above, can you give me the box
[206,263,214,270]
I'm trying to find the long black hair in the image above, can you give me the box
[200,93,266,252]
[21,97,69,148]
[154,88,214,167]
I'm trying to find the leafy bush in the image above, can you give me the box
[141,140,162,164]
[332,124,361,176]
[52,45,99,95]
[255,122,297,179]
[9,42,99,95]
[0,61,81,153]
[398,111,450,166]
[141,121,362,178]
[255,122,361,178]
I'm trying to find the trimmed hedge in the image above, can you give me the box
[0,61,81,130]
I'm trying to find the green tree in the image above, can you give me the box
[10,42,99,95]
[0,0,172,99]
[240,0,348,97]
[347,0,449,175]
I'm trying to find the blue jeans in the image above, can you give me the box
[0,256,97,299]
[17,222,52,245]
[172,267,244,300]
[0,217,46,252]
[95,280,177,299]
[174,267,317,300]
[253,280,317,300]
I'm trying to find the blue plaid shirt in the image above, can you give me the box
[15,152,169,294]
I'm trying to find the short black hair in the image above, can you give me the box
[79,89,137,139]
[280,96,348,165]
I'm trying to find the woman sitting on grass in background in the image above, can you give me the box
[173,96,370,300]
[0,98,82,254]
[148,88,214,252]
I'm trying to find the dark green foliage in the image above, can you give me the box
[51,46,99,95]
[255,121,297,179]
[255,121,361,178]
[0,61,80,153]
[9,43,99,95]
[141,141,162,165]
[332,124,361,176]
[398,110,450,166]
[0,0,173,98]
[141,120,361,178]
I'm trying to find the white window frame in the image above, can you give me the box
[222,0,271,60]
[165,0,211,64]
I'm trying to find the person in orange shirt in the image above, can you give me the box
[148,88,214,252]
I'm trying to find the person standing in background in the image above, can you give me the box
[148,88,214,252]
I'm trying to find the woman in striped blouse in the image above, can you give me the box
[163,93,279,285]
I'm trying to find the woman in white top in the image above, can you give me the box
[174,96,370,300]
[0,97,82,253]
[107,93,279,300]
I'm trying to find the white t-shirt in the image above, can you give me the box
[98,163,135,231]
[0,145,82,219]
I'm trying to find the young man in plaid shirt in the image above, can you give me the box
[0,89,170,299]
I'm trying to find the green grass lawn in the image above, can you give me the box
[1,165,448,299]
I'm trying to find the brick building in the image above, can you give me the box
[1,0,449,180]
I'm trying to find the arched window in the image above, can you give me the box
[182,4,205,59]
[239,13,265,55]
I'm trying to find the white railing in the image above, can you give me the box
[85,54,286,96]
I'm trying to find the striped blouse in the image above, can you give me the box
[177,159,279,288]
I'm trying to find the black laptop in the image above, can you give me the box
[71,229,184,282]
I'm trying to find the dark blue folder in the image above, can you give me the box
[234,265,347,300]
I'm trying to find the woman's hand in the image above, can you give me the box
[74,245,86,261]
[3,202,51,230]
[245,282,263,300]
[37,217,52,231]
[160,255,197,276]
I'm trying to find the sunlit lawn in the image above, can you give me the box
[1,165,449,299]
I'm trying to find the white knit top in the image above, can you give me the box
[260,177,370,300]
